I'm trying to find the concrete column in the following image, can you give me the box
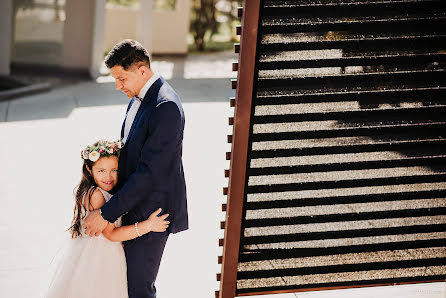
[0,0,13,75]
[90,0,106,78]
[62,0,95,71]
[137,0,153,56]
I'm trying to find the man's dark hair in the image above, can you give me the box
[105,39,151,70]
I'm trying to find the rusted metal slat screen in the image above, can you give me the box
[219,0,446,296]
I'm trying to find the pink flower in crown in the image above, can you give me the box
[99,146,105,153]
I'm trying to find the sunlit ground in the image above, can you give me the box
[0,101,232,298]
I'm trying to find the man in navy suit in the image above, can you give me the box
[84,39,188,298]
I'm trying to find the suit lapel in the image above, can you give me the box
[125,77,163,145]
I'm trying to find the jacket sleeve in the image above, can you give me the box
[100,101,182,222]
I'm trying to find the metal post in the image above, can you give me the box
[219,1,261,297]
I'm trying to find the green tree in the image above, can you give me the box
[190,0,242,52]
[190,0,217,51]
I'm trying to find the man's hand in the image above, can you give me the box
[83,210,108,237]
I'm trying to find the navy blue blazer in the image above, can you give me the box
[101,77,188,234]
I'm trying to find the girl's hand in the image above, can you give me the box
[143,208,170,233]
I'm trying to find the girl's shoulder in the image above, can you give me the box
[83,188,106,212]
[96,187,113,202]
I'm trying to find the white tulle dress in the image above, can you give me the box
[46,187,128,298]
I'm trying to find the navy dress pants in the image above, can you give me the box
[124,231,169,298]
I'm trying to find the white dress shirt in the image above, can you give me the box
[122,73,160,144]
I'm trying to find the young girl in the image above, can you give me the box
[46,140,169,298]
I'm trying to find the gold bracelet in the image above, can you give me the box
[135,222,142,237]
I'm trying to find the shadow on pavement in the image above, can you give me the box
[0,52,237,122]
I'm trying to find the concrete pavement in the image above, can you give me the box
[0,51,445,297]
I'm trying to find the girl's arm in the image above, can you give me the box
[102,208,169,242]
[85,189,169,242]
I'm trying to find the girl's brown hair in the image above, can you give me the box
[69,159,97,238]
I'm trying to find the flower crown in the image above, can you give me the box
[81,140,122,162]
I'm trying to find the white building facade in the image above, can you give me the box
[1,0,190,77]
